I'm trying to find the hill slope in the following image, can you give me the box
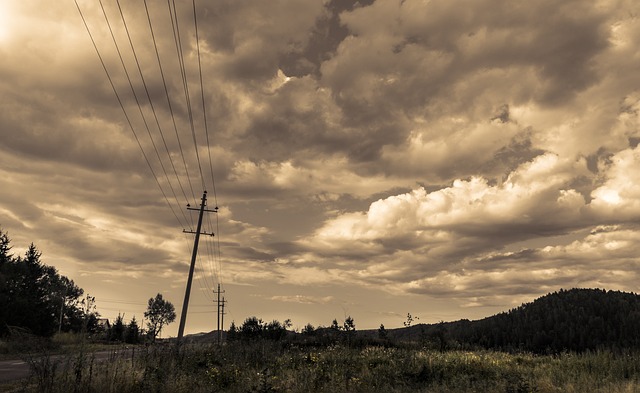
[394,288,640,353]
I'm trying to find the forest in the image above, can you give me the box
[375,288,640,354]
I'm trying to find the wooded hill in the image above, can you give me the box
[386,288,640,353]
[194,288,640,354]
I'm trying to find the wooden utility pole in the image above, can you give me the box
[177,191,217,341]
[214,284,226,344]
[221,296,226,341]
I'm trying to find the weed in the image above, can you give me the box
[12,342,640,392]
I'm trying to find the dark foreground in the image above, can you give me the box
[3,341,640,392]
[0,348,136,384]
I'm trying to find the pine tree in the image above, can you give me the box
[125,317,140,344]
[378,323,388,340]
[111,314,125,342]
[226,321,238,342]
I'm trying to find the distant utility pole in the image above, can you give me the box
[221,296,226,342]
[58,293,65,334]
[214,284,226,344]
[177,191,217,341]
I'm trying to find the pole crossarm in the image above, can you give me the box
[182,229,215,236]
[187,206,218,213]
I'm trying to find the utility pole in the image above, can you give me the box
[177,191,217,341]
[58,294,64,334]
[221,296,226,342]
[214,284,226,344]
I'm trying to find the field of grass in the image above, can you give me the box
[8,340,640,393]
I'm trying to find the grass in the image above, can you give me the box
[7,340,640,392]
[0,332,122,361]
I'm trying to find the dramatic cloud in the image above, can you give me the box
[1,0,640,333]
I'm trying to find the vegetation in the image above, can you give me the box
[13,340,640,392]
[0,228,171,350]
[144,293,176,342]
[0,229,98,338]
[393,288,640,354]
[227,317,293,342]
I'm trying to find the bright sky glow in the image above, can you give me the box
[0,3,11,44]
[596,189,622,205]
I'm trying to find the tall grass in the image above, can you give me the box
[15,342,640,392]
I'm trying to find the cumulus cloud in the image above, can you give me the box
[306,153,588,249]
[286,148,640,303]
[590,146,640,219]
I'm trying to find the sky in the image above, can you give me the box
[1,0,640,337]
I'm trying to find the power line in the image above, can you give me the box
[143,0,197,205]
[205,212,221,285]
[192,0,218,204]
[191,0,223,292]
[74,0,184,229]
[168,0,206,192]
[115,0,191,211]
[98,0,187,229]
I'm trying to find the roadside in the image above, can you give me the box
[0,346,138,386]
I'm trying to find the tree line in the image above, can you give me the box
[443,288,640,353]
[0,230,97,337]
[105,294,175,343]
[5,228,640,354]
[226,289,640,354]
[0,229,176,342]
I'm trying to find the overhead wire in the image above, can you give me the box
[74,0,184,230]
[195,253,215,302]
[207,206,224,294]
[175,0,221,299]
[202,215,218,289]
[168,0,206,192]
[192,0,224,291]
[115,0,191,217]
[97,0,188,229]
[143,0,198,207]
[192,0,218,204]
[214,213,224,289]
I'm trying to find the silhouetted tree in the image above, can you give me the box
[343,316,356,345]
[301,323,316,336]
[234,317,292,341]
[144,293,176,342]
[343,316,356,332]
[0,230,11,265]
[264,320,287,340]
[404,313,419,327]
[226,321,238,342]
[0,230,92,338]
[110,314,125,342]
[125,317,140,344]
[440,289,640,353]
[238,316,263,340]
[378,323,388,340]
